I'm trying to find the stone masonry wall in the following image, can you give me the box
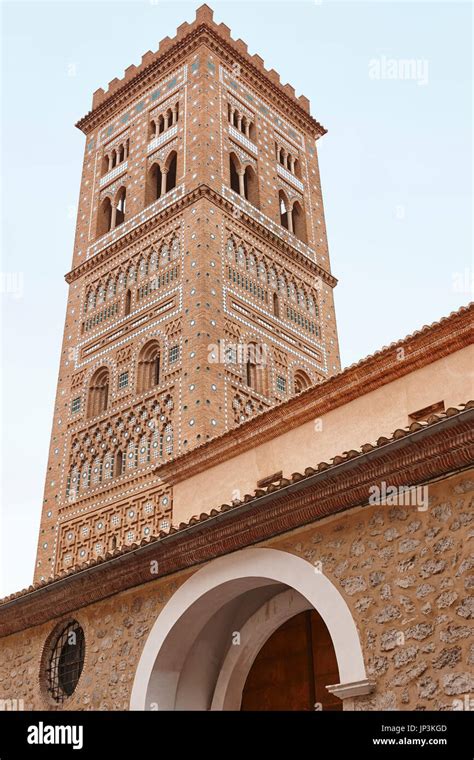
[0,469,472,710]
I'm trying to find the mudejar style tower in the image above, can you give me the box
[34,5,341,581]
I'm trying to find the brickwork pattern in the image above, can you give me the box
[34,8,340,581]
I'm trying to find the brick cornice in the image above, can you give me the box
[156,303,473,484]
[65,184,336,287]
[0,408,471,637]
[76,23,325,138]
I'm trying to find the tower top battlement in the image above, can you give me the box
[76,4,325,136]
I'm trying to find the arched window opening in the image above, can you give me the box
[137,340,161,393]
[149,120,157,139]
[111,149,117,168]
[294,159,302,179]
[248,121,256,141]
[125,289,132,316]
[165,108,173,129]
[97,197,112,237]
[118,144,125,163]
[158,114,165,134]
[294,369,312,394]
[243,165,259,209]
[110,536,117,551]
[245,343,267,396]
[145,162,163,205]
[273,292,280,318]
[165,152,177,192]
[114,188,126,227]
[229,153,241,194]
[115,450,125,477]
[87,367,109,418]
[292,201,307,243]
[279,192,289,230]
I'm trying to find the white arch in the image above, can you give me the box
[130,547,368,711]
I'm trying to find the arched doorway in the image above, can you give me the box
[240,609,341,711]
[130,549,371,711]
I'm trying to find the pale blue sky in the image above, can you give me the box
[1,0,472,596]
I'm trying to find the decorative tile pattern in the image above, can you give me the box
[99,161,128,188]
[277,163,304,192]
[228,125,258,156]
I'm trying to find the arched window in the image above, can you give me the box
[229,153,241,194]
[145,162,163,205]
[292,200,307,243]
[111,149,117,168]
[97,197,112,237]
[246,356,255,389]
[118,144,125,163]
[125,289,132,316]
[279,191,289,230]
[273,292,280,318]
[158,114,165,134]
[165,108,173,129]
[245,342,267,395]
[243,165,259,209]
[87,367,109,418]
[115,450,125,477]
[149,120,157,139]
[294,369,312,394]
[114,188,126,227]
[137,340,160,393]
[165,151,177,192]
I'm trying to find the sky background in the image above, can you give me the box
[1,0,472,597]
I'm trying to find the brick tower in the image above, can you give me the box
[34,5,341,582]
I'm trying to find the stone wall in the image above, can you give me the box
[278,470,473,710]
[0,470,472,710]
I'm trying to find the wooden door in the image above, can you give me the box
[240,609,342,711]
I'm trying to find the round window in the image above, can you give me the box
[45,620,85,703]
